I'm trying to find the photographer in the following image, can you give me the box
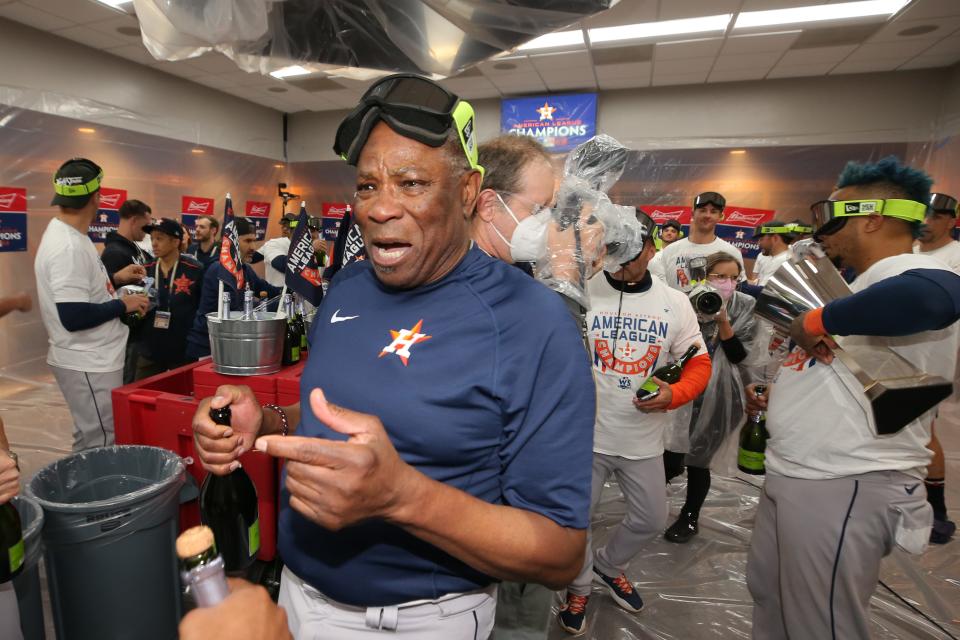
[663,252,758,543]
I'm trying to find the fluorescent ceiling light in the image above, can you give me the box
[588,14,733,44]
[269,65,312,79]
[92,0,133,7]
[734,0,910,30]
[517,30,584,51]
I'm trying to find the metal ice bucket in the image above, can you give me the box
[206,312,285,376]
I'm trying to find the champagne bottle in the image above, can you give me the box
[294,299,308,354]
[738,385,769,475]
[177,525,229,607]
[242,287,254,318]
[199,406,260,574]
[282,295,301,366]
[0,500,24,583]
[635,344,700,401]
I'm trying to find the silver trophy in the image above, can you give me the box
[755,240,952,435]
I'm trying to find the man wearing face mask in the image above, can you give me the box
[652,192,743,288]
[558,213,711,636]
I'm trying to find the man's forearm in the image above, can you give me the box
[389,471,585,588]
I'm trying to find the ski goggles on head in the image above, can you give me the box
[928,192,958,216]
[810,198,927,239]
[752,223,796,238]
[333,73,484,178]
[693,191,725,211]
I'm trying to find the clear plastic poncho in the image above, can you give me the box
[665,291,760,468]
[533,135,648,309]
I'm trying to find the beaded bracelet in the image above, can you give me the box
[262,404,289,437]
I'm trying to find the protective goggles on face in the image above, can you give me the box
[617,212,656,266]
[693,191,725,211]
[333,73,484,178]
[53,168,103,197]
[810,198,927,238]
[928,192,958,216]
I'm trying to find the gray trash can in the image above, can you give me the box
[26,445,185,640]
[12,495,44,640]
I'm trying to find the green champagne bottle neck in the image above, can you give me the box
[676,344,700,367]
[180,545,219,572]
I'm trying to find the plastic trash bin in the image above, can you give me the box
[26,446,185,640]
[12,495,44,640]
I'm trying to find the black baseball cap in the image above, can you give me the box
[51,157,103,208]
[280,212,299,227]
[661,220,682,233]
[143,218,184,240]
[929,193,958,216]
[234,217,255,236]
[693,191,725,211]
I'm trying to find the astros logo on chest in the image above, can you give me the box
[379,319,431,366]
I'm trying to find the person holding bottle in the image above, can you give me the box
[557,211,711,636]
[190,75,594,639]
[662,252,759,543]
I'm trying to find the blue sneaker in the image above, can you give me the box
[557,593,589,635]
[593,568,643,613]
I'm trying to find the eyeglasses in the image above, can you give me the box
[496,191,549,218]
[707,273,737,282]
[333,73,483,177]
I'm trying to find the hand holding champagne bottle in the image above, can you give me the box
[0,445,23,583]
[192,386,266,476]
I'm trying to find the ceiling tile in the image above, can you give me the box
[766,61,838,78]
[540,67,596,84]
[52,23,127,49]
[185,52,245,74]
[652,55,715,75]
[712,51,782,71]
[919,35,960,57]
[845,39,940,61]
[0,3,72,30]
[651,70,709,86]
[720,31,801,55]
[791,24,882,48]
[899,0,960,21]
[592,44,653,65]
[104,44,159,65]
[708,68,770,83]
[479,57,538,76]
[657,0,739,21]
[545,77,598,91]
[440,77,499,94]
[778,44,858,65]
[458,85,502,100]
[898,52,960,70]
[86,14,141,42]
[583,0,657,28]
[530,50,593,71]
[830,59,903,75]
[597,75,650,90]
[595,61,652,79]
[488,72,548,93]
[740,0,831,8]
[868,16,960,42]
[654,38,724,60]
[151,60,210,79]
[21,0,121,24]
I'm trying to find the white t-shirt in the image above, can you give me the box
[765,253,960,480]
[914,241,960,272]
[658,237,744,290]
[586,272,707,460]
[259,236,291,287]
[751,252,769,281]
[754,250,790,285]
[648,249,666,281]
[35,218,128,372]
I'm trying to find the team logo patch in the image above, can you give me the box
[172,274,193,295]
[379,319,431,366]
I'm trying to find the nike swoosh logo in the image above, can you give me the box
[330,309,359,324]
[905,484,919,495]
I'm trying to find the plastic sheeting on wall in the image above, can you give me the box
[134,0,616,78]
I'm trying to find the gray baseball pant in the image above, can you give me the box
[747,471,932,640]
[569,453,668,596]
[50,366,120,451]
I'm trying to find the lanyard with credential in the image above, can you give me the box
[155,260,179,312]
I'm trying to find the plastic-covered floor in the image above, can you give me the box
[3,358,959,640]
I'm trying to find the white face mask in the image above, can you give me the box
[490,193,548,263]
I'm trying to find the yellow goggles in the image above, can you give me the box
[811,198,927,229]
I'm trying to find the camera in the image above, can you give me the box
[685,256,723,321]
[688,283,723,318]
